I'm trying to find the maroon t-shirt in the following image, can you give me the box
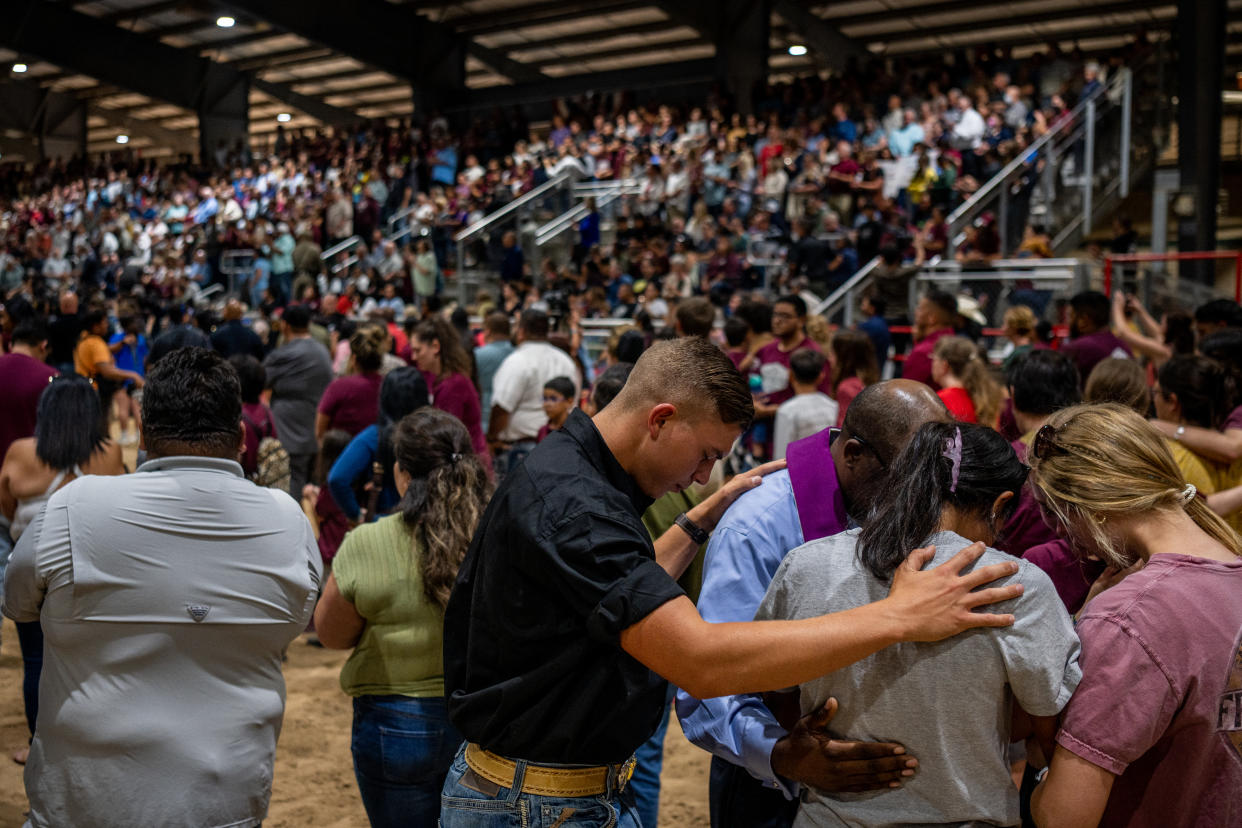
[755,336,833,407]
[317,372,383,437]
[902,327,953,388]
[428,371,488,458]
[1223,404,1242,432]
[0,353,58,462]
[240,402,278,477]
[1060,330,1132,387]
[1057,554,1242,825]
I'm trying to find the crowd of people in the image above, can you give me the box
[0,31,1236,828]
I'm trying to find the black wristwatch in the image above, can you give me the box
[674,512,710,545]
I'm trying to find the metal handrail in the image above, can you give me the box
[321,235,362,262]
[534,190,629,246]
[810,255,881,324]
[386,204,416,234]
[945,67,1128,247]
[572,179,642,195]
[453,172,570,243]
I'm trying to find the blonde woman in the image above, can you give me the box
[931,336,1004,427]
[1000,305,1042,371]
[1028,404,1242,826]
[315,409,491,827]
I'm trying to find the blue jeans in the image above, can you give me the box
[16,621,43,738]
[440,744,642,827]
[351,695,462,828]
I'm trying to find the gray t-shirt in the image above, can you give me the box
[756,529,1081,827]
[264,336,333,455]
[2,456,322,828]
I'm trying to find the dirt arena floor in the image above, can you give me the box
[0,617,711,827]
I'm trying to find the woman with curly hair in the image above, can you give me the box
[315,408,492,827]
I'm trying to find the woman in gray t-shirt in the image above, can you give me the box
[757,421,1081,827]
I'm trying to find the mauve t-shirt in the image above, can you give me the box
[317,372,383,437]
[0,353,57,461]
[1060,330,1132,386]
[1056,553,1242,827]
[1224,404,1242,432]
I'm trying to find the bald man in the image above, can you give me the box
[677,380,951,828]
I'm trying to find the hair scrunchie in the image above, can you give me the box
[1179,483,1197,505]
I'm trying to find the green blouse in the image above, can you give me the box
[333,513,446,698]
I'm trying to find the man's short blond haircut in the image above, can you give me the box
[612,337,752,428]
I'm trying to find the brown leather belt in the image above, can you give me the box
[464,742,636,797]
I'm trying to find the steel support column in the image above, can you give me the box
[1175,0,1226,284]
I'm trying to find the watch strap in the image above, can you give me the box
[675,512,710,545]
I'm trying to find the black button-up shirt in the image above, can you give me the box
[444,408,686,764]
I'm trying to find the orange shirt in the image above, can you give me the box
[74,333,111,379]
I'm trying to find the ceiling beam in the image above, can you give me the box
[500,20,678,54]
[850,0,1176,43]
[825,0,1171,31]
[220,0,546,84]
[770,0,867,67]
[459,56,717,110]
[4,0,359,127]
[450,0,652,35]
[526,37,708,71]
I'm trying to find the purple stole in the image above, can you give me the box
[785,429,848,542]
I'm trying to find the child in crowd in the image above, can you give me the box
[772,348,838,460]
[536,376,576,442]
[722,316,750,371]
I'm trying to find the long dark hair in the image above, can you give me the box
[412,316,472,379]
[35,375,107,470]
[830,329,879,390]
[393,409,492,612]
[1157,355,1231,430]
[375,367,430,497]
[856,421,1028,581]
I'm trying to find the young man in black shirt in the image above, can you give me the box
[441,337,1024,825]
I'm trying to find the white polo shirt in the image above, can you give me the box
[490,340,580,442]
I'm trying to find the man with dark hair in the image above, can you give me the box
[996,350,1082,561]
[586,362,634,414]
[858,294,891,373]
[487,309,578,475]
[211,299,265,360]
[1193,297,1242,340]
[3,347,321,828]
[0,318,57,464]
[1060,290,1131,384]
[443,342,1024,826]
[752,295,828,417]
[902,290,957,386]
[679,380,951,826]
[673,296,716,338]
[264,304,332,497]
[475,310,515,435]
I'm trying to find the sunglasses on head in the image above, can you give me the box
[1032,423,1070,461]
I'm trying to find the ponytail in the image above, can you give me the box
[856,421,1028,580]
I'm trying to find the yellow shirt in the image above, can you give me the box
[74,333,111,379]
[1166,439,1219,499]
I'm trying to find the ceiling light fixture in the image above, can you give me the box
[216,15,235,28]
[276,112,292,123]
[116,134,129,144]
[12,63,28,73]
[788,44,808,56]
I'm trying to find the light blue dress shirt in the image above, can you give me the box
[675,469,805,793]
